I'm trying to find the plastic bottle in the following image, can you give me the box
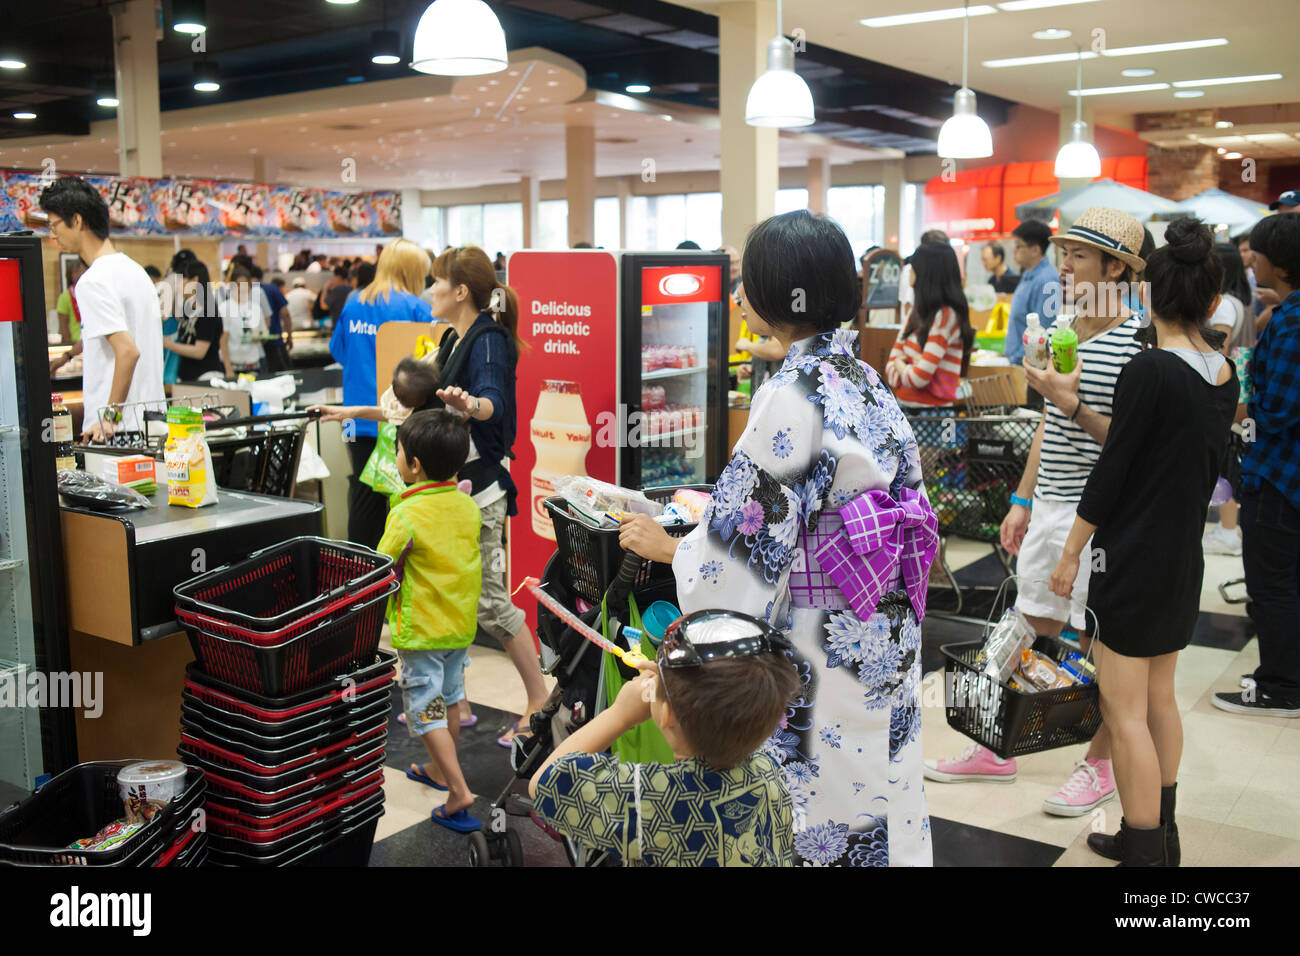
[530,380,592,542]
[1023,313,1050,370]
[1050,315,1078,374]
[51,394,76,472]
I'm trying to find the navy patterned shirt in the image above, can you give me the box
[1243,289,1300,510]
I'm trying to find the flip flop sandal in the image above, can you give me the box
[497,719,532,749]
[460,714,479,729]
[405,763,449,791]
[431,805,483,833]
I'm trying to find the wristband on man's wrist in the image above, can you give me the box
[1010,493,1033,509]
[1070,397,1083,421]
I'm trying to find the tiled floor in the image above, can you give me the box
[370,522,1298,866]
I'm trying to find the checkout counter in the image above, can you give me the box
[60,473,323,763]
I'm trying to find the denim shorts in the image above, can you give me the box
[399,647,470,735]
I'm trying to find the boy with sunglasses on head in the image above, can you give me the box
[529,611,800,866]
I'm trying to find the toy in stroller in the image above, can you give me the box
[467,487,702,867]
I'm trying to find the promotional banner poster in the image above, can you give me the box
[0,171,401,239]
[507,250,618,634]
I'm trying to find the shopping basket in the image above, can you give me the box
[173,537,394,639]
[0,762,205,867]
[544,483,710,604]
[206,790,385,867]
[940,577,1102,759]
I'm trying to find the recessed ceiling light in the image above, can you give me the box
[12,111,35,120]
[1032,28,1072,40]
[547,80,558,87]
[998,0,1101,9]
[626,84,650,93]
[985,51,1097,68]
[1215,120,1234,128]
[97,95,120,107]
[1224,151,1242,159]
[862,5,996,27]
[1173,90,1205,98]
[0,58,26,70]
[1217,147,1226,154]
[1121,68,1156,78]
[1103,38,1228,57]
[1171,73,1283,88]
[1070,82,1170,96]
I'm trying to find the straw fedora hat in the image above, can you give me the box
[1050,206,1147,272]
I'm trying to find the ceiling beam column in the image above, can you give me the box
[718,0,778,249]
[110,0,162,178]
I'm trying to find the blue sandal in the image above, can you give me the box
[406,763,449,792]
[431,805,483,833]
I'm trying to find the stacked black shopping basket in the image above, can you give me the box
[0,761,208,868]
[173,537,398,867]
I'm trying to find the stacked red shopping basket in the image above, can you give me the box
[0,762,208,868]
[173,537,398,866]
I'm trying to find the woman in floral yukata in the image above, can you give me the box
[620,210,937,866]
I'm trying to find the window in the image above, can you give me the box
[900,183,925,257]
[538,200,568,250]
[421,207,442,250]
[595,196,620,249]
[775,188,808,214]
[827,185,885,262]
[444,204,483,249]
[482,202,522,255]
[627,192,721,250]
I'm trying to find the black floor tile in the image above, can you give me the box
[930,816,1065,867]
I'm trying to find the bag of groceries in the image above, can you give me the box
[164,406,219,508]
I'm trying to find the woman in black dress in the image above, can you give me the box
[1049,217,1237,866]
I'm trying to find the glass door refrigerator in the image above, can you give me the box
[0,234,73,805]
[617,252,729,489]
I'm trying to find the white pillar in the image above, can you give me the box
[882,158,904,249]
[719,0,779,248]
[520,176,539,248]
[616,176,631,250]
[110,0,162,178]
[565,123,596,248]
[400,188,426,247]
[807,157,830,214]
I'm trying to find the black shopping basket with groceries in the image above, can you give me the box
[941,577,1102,759]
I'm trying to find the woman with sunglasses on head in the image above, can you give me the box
[620,211,938,867]
[1049,217,1237,866]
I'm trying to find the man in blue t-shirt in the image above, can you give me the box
[1004,220,1061,365]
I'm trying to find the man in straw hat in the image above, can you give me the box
[926,206,1148,817]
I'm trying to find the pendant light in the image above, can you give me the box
[410,0,507,77]
[172,0,207,35]
[193,61,220,93]
[1055,47,1102,178]
[745,0,814,128]
[371,2,402,66]
[937,0,993,159]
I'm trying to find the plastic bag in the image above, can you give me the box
[164,407,219,508]
[360,421,404,498]
[976,608,1035,684]
[56,470,154,511]
[553,475,661,527]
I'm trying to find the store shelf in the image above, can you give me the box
[0,425,17,437]
[0,559,23,573]
[641,424,706,445]
[642,366,705,381]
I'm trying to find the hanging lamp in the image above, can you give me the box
[937,0,993,159]
[745,0,814,127]
[410,0,507,77]
[1055,47,1102,178]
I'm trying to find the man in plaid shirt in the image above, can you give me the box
[1215,212,1300,718]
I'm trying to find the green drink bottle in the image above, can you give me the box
[1051,317,1078,374]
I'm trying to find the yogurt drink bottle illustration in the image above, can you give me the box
[531,380,592,540]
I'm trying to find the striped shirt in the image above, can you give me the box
[887,306,966,405]
[1036,313,1144,502]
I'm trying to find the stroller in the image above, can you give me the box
[466,485,705,868]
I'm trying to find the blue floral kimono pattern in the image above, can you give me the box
[673,329,932,867]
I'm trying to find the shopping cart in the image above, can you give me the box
[905,373,1038,622]
[469,485,703,868]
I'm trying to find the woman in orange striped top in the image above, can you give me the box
[887,241,975,406]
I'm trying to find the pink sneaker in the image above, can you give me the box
[1042,758,1115,817]
[923,744,1018,783]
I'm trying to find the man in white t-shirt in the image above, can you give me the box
[43,177,163,440]
[285,277,316,348]
[219,265,269,372]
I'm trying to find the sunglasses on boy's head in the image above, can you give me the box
[659,610,792,669]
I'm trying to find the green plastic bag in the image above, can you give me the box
[602,592,675,766]
[360,421,405,500]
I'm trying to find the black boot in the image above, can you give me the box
[1162,784,1180,868]
[1087,818,1124,861]
[1118,820,1168,867]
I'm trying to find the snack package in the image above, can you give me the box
[1060,651,1097,685]
[976,608,1036,683]
[165,407,219,508]
[101,454,156,491]
[552,476,662,527]
[118,760,187,825]
[1017,649,1076,691]
[672,488,711,523]
[67,819,143,852]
